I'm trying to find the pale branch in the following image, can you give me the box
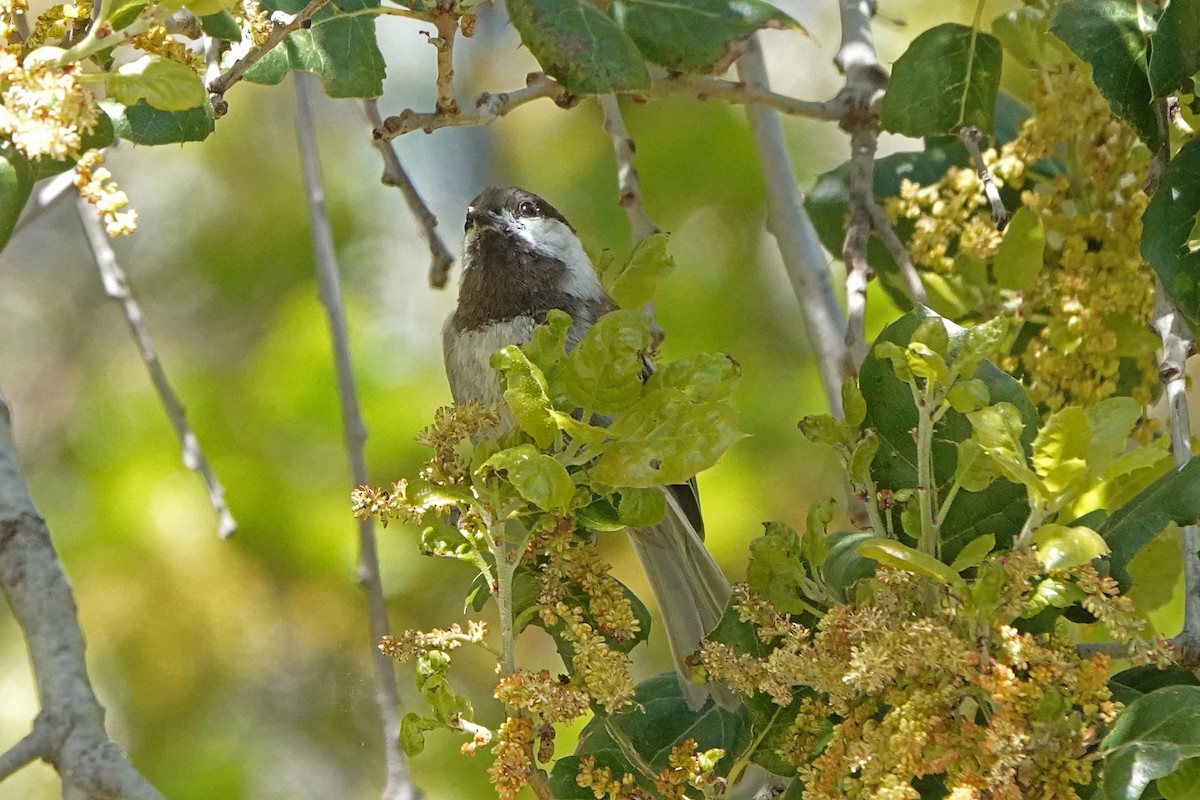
[0,393,167,800]
[958,125,1011,229]
[598,94,658,242]
[1151,281,1200,661]
[736,37,848,417]
[376,72,575,140]
[866,203,925,302]
[375,71,847,141]
[426,7,459,116]
[293,73,420,800]
[76,198,237,538]
[207,0,336,114]
[360,99,455,289]
[842,126,874,371]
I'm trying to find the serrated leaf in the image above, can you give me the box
[1032,523,1110,569]
[1142,138,1200,334]
[593,392,742,487]
[99,97,215,145]
[564,310,651,414]
[994,206,1045,291]
[492,345,557,448]
[968,402,1042,492]
[1100,456,1200,586]
[107,55,206,112]
[1087,396,1143,473]
[611,0,803,74]
[1049,0,1163,150]
[604,231,674,309]
[1100,686,1200,800]
[645,353,740,403]
[880,23,1003,137]
[506,0,649,95]
[1032,405,1089,493]
[1148,0,1200,98]
[245,0,386,97]
[480,444,575,511]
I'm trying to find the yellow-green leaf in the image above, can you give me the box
[107,55,206,112]
[993,207,1045,291]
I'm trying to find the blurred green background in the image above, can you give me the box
[0,1,993,797]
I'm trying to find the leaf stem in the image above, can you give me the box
[912,381,939,556]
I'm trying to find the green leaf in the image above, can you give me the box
[564,310,651,414]
[593,390,742,487]
[1126,525,1184,614]
[0,148,33,253]
[617,487,666,527]
[857,537,965,587]
[1101,457,1200,586]
[803,498,836,569]
[610,0,802,74]
[1160,758,1200,800]
[1087,396,1143,473]
[968,403,1043,492]
[1032,523,1110,570]
[480,444,575,512]
[246,0,386,98]
[107,55,206,111]
[950,533,996,572]
[505,0,649,95]
[99,98,215,145]
[822,530,878,602]
[1148,0,1200,98]
[184,0,235,15]
[842,379,867,428]
[200,9,243,41]
[879,23,1003,137]
[644,353,740,403]
[955,439,1002,492]
[861,308,1036,560]
[993,206,1045,291]
[1032,405,1089,494]
[492,345,557,448]
[1100,686,1200,800]
[746,521,806,614]
[604,231,674,310]
[1049,0,1163,150]
[991,6,1049,69]
[399,712,436,756]
[946,379,990,414]
[847,431,880,484]
[1142,138,1200,334]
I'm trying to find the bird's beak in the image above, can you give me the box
[464,206,499,233]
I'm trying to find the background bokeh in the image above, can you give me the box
[0,1,997,797]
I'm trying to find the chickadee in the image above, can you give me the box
[443,186,735,709]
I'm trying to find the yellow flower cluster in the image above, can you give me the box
[236,0,272,47]
[885,65,1158,411]
[414,401,499,483]
[702,553,1138,800]
[494,669,589,726]
[487,715,535,800]
[1072,564,1170,665]
[537,527,640,643]
[576,755,652,800]
[74,148,138,236]
[130,25,204,71]
[1,0,27,39]
[0,50,99,161]
[539,602,635,713]
[654,739,725,800]
[377,620,487,663]
[22,1,91,49]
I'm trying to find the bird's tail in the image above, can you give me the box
[627,491,738,709]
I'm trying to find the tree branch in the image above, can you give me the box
[958,125,1011,229]
[0,393,166,799]
[207,0,336,114]
[598,94,657,242]
[76,198,237,538]
[427,7,459,116]
[1152,282,1200,661]
[360,99,455,289]
[293,72,420,800]
[736,37,848,417]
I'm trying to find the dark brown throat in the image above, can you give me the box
[453,228,581,331]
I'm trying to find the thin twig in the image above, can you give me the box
[0,723,50,782]
[598,95,658,242]
[1152,281,1200,661]
[376,72,574,139]
[360,99,455,289]
[842,126,875,371]
[958,125,1011,230]
[736,37,848,416]
[76,198,237,538]
[375,71,847,141]
[293,72,420,800]
[427,7,459,115]
[208,0,336,113]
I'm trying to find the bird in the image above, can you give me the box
[442,186,735,709]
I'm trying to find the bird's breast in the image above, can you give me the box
[442,315,538,410]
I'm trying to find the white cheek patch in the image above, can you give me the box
[506,214,605,301]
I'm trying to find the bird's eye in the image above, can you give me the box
[517,200,537,217]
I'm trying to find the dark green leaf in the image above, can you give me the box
[200,10,243,41]
[1148,0,1200,98]
[1100,686,1200,800]
[1049,0,1163,150]
[1142,138,1200,334]
[1100,456,1200,587]
[880,23,1003,137]
[0,148,33,252]
[505,0,649,95]
[1160,758,1200,800]
[99,98,216,145]
[611,0,802,74]
[245,0,386,97]
[822,530,878,603]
